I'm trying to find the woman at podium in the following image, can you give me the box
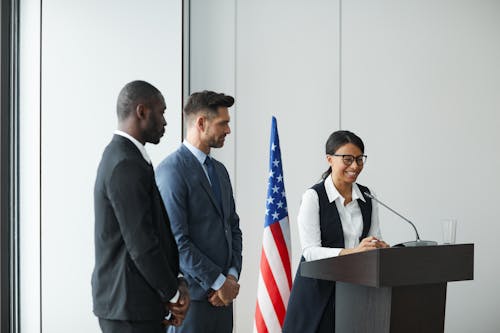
[283,130,389,333]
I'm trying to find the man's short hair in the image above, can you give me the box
[183,90,234,121]
[116,80,161,121]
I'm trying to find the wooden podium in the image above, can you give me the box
[300,244,474,333]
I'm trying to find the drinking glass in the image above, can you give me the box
[441,219,457,245]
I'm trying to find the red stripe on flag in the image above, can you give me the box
[269,222,292,288]
[254,301,268,333]
[260,249,286,326]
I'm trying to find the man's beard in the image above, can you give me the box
[208,136,224,148]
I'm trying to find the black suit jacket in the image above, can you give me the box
[92,134,180,321]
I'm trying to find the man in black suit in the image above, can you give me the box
[92,80,190,333]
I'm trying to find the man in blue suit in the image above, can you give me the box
[156,90,243,333]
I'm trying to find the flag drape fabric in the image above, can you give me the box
[254,117,292,333]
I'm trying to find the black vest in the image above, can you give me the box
[282,182,372,333]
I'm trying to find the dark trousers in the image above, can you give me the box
[317,295,335,333]
[99,318,164,333]
[167,300,233,333]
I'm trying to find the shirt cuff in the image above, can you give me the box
[169,290,180,303]
[227,267,239,280]
[303,247,342,261]
[210,273,227,291]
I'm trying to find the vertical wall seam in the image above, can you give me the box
[39,0,43,331]
[12,0,20,330]
[338,0,342,130]
[182,0,191,141]
[181,0,185,141]
[233,0,238,330]
[234,0,238,199]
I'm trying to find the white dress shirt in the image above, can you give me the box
[114,130,151,164]
[298,176,382,261]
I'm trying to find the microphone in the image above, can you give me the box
[364,192,437,247]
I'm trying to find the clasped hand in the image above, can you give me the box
[163,278,190,327]
[208,275,240,307]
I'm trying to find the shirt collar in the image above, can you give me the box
[183,140,208,165]
[114,130,151,164]
[324,176,366,204]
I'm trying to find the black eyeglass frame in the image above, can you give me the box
[331,154,367,166]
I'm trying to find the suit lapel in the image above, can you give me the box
[199,175,223,218]
[179,145,223,218]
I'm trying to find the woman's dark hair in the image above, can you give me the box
[321,130,365,180]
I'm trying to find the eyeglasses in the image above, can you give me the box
[332,154,367,166]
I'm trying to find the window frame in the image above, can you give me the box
[1,0,20,332]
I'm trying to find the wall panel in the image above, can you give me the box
[235,0,340,331]
[39,1,183,331]
[341,0,500,331]
[189,0,236,183]
[190,1,340,331]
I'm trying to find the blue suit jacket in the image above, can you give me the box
[155,144,243,301]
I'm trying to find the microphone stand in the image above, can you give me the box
[364,192,437,247]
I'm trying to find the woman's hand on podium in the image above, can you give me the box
[339,236,389,255]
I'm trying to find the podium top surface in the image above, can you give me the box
[300,244,474,287]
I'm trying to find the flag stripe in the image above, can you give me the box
[262,227,291,306]
[254,302,268,333]
[269,221,292,287]
[260,249,286,326]
[256,272,282,333]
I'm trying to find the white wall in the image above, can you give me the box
[189,0,237,183]
[19,0,500,332]
[19,0,41,332]
[341,1,500,331]
[190,0,340,331]
[190,0,500,332]
[20,0,184,332]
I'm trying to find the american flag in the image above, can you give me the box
[254,117,292,333]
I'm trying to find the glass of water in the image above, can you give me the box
[441,219,457,244]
